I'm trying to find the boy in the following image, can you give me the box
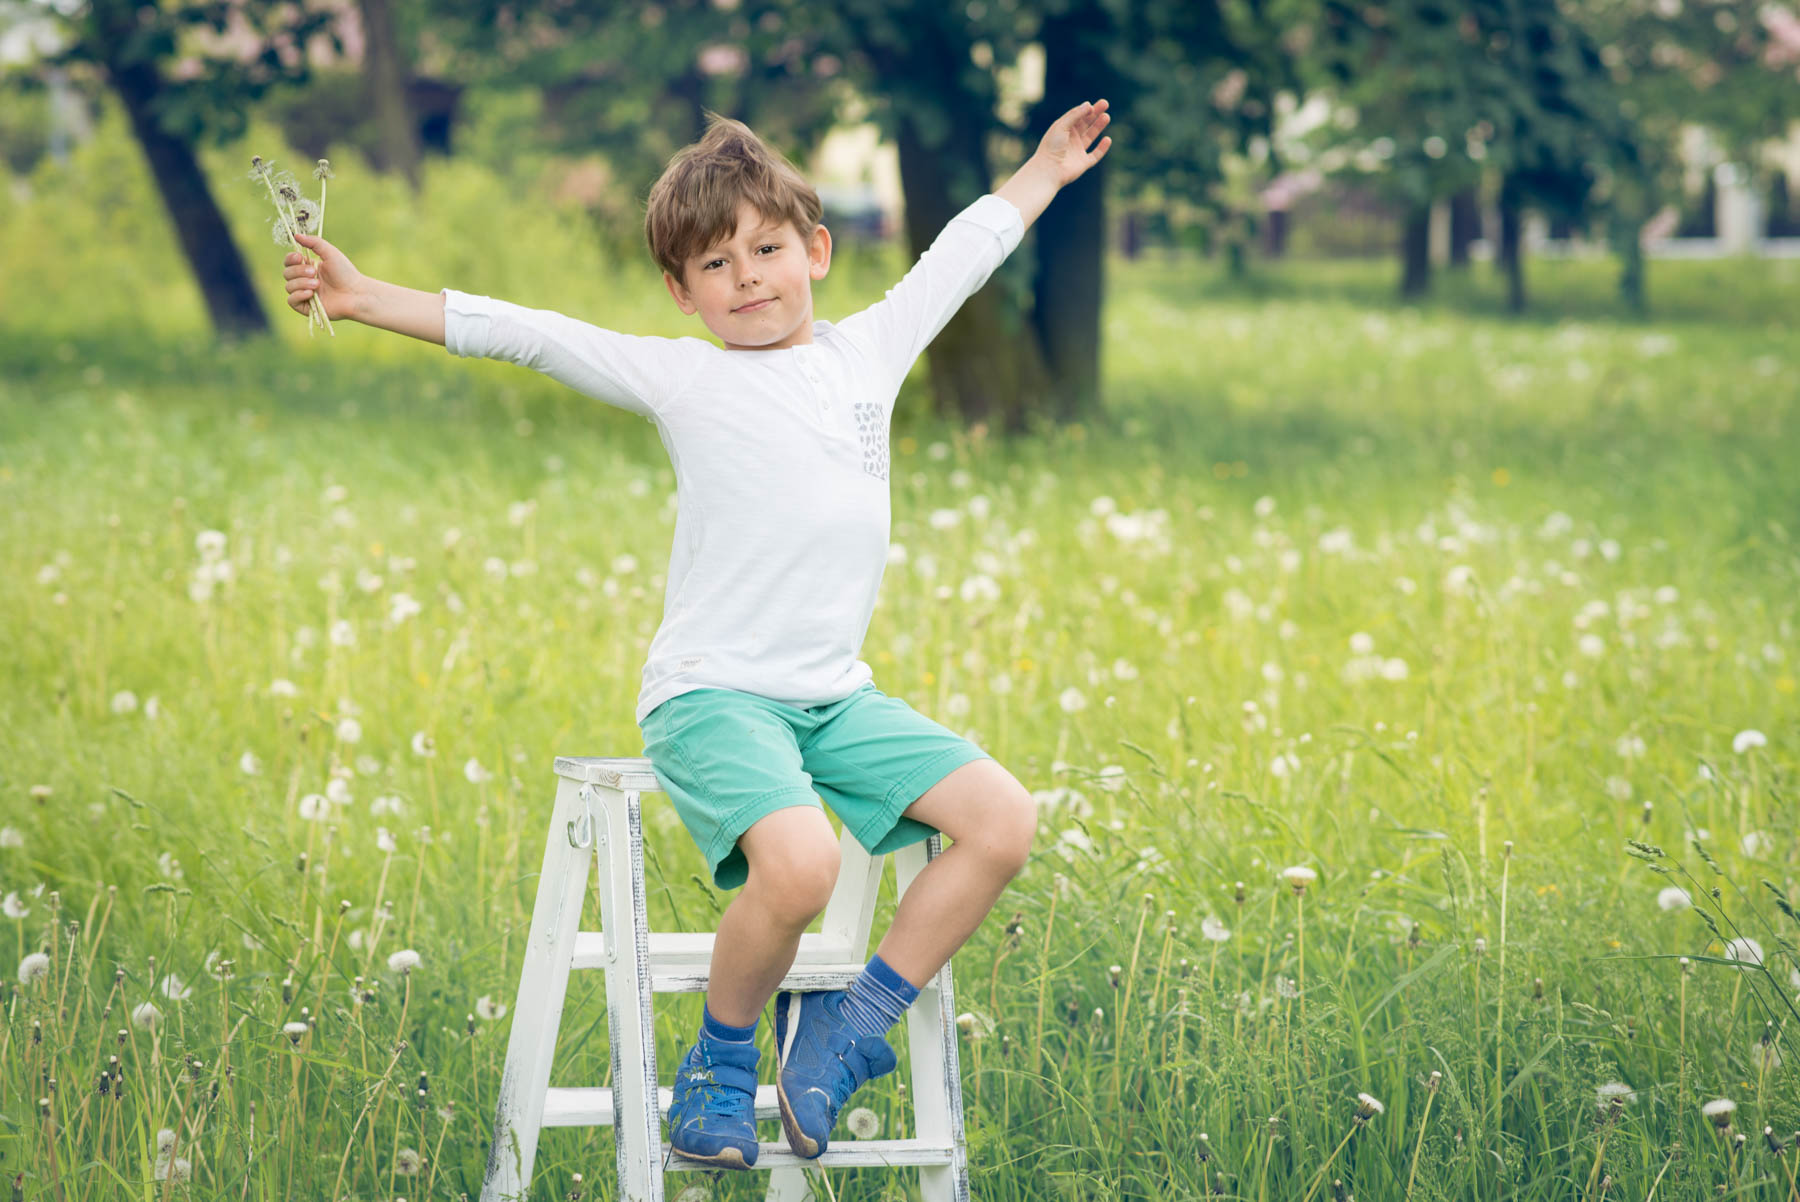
[284,97,1112,1168]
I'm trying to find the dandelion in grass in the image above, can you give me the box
[1754,1026,1782,1072]
[1202,915,1231,942]
[395,1147,422,1176]
[4,891,29,919]
[269,678,299,697]
[1281,865,1318,894]
[1741,830,1774,858]
[464,758,492,784]
[846,1107,881,1139]
[1058,687,1087,714]
[1704,1098,1738,1134]
[131,1001,162,1030]
[411,731,435,757]
[1596,1081,1637,1115]
[110,689,138,714]
[18,952,49,984]
[1657,885,1692,911]
[282,1021,308,1045]
[0,827,21,849]
[1733,729,1767,754]
[159,973,191,1001]
[476,994,508,1021]
[388,948,422,974]
[298,794,328,821]
[1726,937,1765,967]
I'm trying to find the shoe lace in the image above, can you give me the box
[676,1064,731,1116]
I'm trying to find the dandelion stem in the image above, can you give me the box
[1404,1085,1439,1202]
[1034,880,1057,1085]
[1495,843,1510,1140]
[1299,1124,1359,1202]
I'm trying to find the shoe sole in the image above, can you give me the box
[669,1140,754,1170]
[774,991,825,1159]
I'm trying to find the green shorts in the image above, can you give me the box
[638,682,992,891]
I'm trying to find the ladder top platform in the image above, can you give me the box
[554,756,661,791]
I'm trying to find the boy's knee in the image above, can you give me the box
[988,784,1038,878]
[744,827,839,921]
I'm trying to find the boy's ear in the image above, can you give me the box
[663,270,697,315]
[809,223,832,280]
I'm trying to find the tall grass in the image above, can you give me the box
[1,99,1796,1200]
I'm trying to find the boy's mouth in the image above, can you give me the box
[735,298,775,312]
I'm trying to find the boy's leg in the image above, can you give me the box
[772,689,1036,1157]
[869,756,1037,988]
[706,804,842,1025]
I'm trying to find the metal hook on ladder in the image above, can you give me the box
[567,784,598,849]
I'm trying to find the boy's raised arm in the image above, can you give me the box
[993,98,1113,232]
[836,98,1113,390]
[286,232,444,344]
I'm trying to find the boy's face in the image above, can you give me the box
[664,200,832,352]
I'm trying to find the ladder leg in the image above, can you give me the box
[481,777,594,1202]
[895,835,971,1202]
[598,787,664,1202]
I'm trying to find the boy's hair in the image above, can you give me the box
[645,111,823,289]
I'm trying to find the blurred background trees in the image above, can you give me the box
[3,0,1799,422]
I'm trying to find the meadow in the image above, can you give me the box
[2,109,1798,1201]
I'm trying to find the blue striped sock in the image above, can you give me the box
[701,1002,758,1045]
[837,952,921,1040]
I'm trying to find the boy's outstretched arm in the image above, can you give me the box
[994,99,1114,231]
[285,232,445,345]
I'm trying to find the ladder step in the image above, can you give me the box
[571,930,860,972]
[572,933,934,995]
[669,1140,956,1171]
[544,1086,950,1170]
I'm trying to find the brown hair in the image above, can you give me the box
[644,111,823,290]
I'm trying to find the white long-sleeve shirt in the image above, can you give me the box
[443,193,1026,725]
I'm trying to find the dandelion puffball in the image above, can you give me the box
[387,948,422,974]
[1732,729,1767,754]
[846,1107,881,1139]
[18,952,50,984]
[1280,865,1318,892]
[1725,937,1764,967]
[1656,886,1691,911]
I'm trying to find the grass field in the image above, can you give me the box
[2,112,1798,1200]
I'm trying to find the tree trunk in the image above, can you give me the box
[1498,173,1525,313]
[894,117,1048,435]
[105,54,267,341]
[1265,209,1289,258]
[1449,187,1479,267]
[1400,204,1431,298]
[1030,4,1112,425]
[357,0,421,190]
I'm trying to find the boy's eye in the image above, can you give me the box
[703,245,779,270]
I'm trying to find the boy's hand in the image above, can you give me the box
[284,232,364,321]
[1031,99,1113,187]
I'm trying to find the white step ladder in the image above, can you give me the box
[480,756,972,1202]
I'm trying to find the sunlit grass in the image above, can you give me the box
[2,105,1797,1201]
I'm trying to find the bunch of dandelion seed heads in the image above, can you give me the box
[249,154,336,339]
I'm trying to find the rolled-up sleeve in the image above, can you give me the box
[834,194,1025,394]
[442,289,703,419]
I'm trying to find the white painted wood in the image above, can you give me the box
[486,759,971,1202]
[554,755,661,792]
[597,783,664,1201]
[896,835,971,1202]
[480,776,596,1202]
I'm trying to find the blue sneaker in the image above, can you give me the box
[664,1037,760,1169]
[773,990,897,1158]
